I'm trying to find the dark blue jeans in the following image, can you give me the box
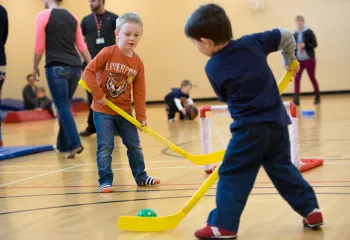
[46,66,82,151]
[93,111,148,186]
[207,124,319,233]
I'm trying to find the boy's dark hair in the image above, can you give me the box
[185,4,233,45]
[181,80,192,88]
[26,74,33,81]
[296,15,304,21]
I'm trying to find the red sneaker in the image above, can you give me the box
[99,184,112,193]
[205,165,218,174]
[195,225,236,239]
[303,209,324,228]
[100,187,112,193]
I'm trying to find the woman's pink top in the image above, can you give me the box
[34,8,87,67]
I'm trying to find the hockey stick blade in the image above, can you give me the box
[117,164,219,232]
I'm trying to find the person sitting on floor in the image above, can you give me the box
[22,74,38,110]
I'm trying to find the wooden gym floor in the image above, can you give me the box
[0,95,350,240]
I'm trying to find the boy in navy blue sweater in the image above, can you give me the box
[164,80,194,122]
[185,4,323,239]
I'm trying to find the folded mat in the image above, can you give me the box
[0,145,54,161]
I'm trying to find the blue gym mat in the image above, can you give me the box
[0,145,54,161]
[0,98,25,111]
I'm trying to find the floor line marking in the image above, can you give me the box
[0,160,187,168]
[1,180,350,189]
[0,165,83,187]
[0,162,350,174]
[0,165,201,174]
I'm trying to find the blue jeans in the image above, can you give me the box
[46,66,82,151]
[207,124,319,233]
[93,111,148,186]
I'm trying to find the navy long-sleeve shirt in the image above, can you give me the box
[0,5,8,66]
[205,29,291,130]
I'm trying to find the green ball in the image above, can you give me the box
[137,208,157,217]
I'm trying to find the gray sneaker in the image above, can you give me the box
[65,146,84,158]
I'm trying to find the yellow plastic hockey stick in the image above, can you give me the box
[278,60,299,94]
[78,60,298,166]
[116,60,299,232]
[79,80,224,165]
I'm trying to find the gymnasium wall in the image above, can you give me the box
[2,0,350,101]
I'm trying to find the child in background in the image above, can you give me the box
[185,4,323,239]
[83,13,160,193]
[164,80,194,122]
[36,87,54,116]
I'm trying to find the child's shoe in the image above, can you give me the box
[303,209,324,228]
[99,183,113,193]
[138,176,161,186]
[168,119,175,123]
[205,165,218,174]
[195,225,236,239]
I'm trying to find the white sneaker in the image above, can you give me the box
[168,119,175,123]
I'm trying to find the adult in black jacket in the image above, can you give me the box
[293,15,320,105]
[79,0,118,137]
[23,74,38,110]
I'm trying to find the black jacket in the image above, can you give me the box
[0,5,8,66]
[294,29,318,59]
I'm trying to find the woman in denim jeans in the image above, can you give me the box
[32,0,92,158]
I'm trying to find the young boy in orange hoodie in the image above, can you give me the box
[83,13,160,193]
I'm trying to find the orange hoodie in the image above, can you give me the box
[83,45,146,121]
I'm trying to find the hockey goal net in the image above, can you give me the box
[200,102,323,173]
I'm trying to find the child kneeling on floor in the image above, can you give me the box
[185,4,323,239]
[164,80,195,122]
[83,13,160,193]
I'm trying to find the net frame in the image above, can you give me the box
[200,102,323,173]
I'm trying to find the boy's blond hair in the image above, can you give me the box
[36,86,46,93]
[116,13,143,31]
[181,80,192,88]
[295,15,305,22]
